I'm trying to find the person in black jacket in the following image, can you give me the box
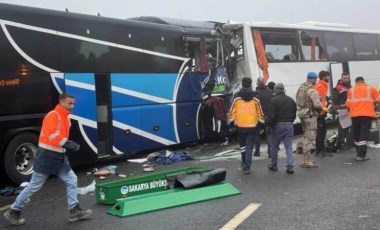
[254,77,273,157]
[267,83,297,173]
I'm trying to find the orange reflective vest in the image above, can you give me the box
[229,97,264,128]
[314,80,328,115]
[346,82,380,117]
[38,104,71,153]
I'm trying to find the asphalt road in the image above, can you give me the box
[1,139,380,230]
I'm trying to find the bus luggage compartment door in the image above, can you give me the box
[64,73,113,157]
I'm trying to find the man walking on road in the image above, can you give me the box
[345,76,380,161]
[296,72,329,168]
[267,83,297,173]
[229,77,265,174]
[4,93,92,226]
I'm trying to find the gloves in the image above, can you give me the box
[63,140,80,151]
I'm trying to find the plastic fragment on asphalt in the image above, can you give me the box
[128,158,147,163]
[143,167,154,172]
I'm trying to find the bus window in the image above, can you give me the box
[259,30,300,61]
[353,34,379,60]
[299,30,327,61]
[324,32,354,61]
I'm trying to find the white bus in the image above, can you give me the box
[220,21,380,100]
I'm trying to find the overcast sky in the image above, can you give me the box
[0,0,379,30]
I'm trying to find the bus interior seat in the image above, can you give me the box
[266,52,274,60]
[283,54,297,61]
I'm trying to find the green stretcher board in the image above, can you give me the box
[107,182,241,217]
[96,166,211,204]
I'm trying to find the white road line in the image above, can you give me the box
[220,203,262,230]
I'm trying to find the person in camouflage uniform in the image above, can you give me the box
[296,72,329,168]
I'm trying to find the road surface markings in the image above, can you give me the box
[220,203,262,230]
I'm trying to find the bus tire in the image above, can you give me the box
[4,132,38,184]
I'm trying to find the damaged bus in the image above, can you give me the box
[220,21,380,101]
[0,3,225,183]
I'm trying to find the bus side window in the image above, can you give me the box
[324,31,354,61]
[353,33,380,60]
[259,30,300,62]
[299,30,327,61]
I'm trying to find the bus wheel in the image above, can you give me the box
[4,132,38,184]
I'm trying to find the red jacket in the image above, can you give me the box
[38,105,71,153]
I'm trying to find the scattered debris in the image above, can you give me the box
[99,176,106,180]
[19,182,29,188]
[118,174,127,178]
[93,170,111,176]
[344,162,355,165]
[369,143,380,148]
[0,186,19,196]
[128,158,147,164]
[147,150,193,165]
[0,204,11,212]
[143,167,154,172]
[77,180,96,195]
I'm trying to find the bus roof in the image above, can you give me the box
[225,20,380,34]
[0,3,215,36]
[129,16,216,37]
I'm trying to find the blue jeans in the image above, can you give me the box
[270,122,294,167]
[238,130,257,170]
[11,168,79,211]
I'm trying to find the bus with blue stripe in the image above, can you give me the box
[0,3,223,184]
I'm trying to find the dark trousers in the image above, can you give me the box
[316,116,327,152]
[254,127,271,155]
[270,123,294,167]
[254,131,261,153]
[337,125,351,147]
[238,130,257,170]
[352,116,372,157]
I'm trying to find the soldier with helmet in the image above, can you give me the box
[296,72,329,168]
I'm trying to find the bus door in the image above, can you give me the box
[64,73,113,157]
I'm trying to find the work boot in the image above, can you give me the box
[268,164,278,171]
[4,209,26,226]
[355,156,370,161]
[286,166,294,174]
[69,204,93,222]
[301,160,319,168]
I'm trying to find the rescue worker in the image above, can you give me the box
[229,77,264,174]
[332,72,352,150]
[4,93,92,226]
[345,76,380,161]
[314,70,333,157]
[296,72,329,168]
